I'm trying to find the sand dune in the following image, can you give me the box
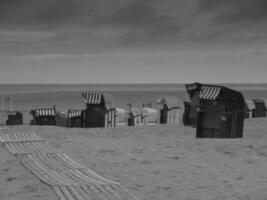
[1,118,267,200]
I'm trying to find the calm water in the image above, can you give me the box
[0,83,266,124]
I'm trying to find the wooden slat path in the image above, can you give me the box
[4,141,53,154]
[0,127,139,200]
[0,129,44,143]
[53,185,138,200]
[18,153,85,171]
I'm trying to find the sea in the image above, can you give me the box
[0,83,267,124]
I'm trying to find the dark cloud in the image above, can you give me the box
[0,0,182,45]
[1,0,267,28]
[0,0,266,54]
[107,1,181,45]
[0,0,96,25]
[111,1,152,26]
[0,0,181,28]
[199,0,267,23]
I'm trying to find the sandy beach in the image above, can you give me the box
[1,0,267,199]
[1,118,266,200]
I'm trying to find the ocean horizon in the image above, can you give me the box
[0,83,267,94]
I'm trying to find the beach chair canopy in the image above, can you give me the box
[156,95,180,109]
[68,109,82,118]
[31,108,55,117]
[185,83,200,99]
[252,98,267,117]
[82,92,114,109]
[185,82,244,103]
[245,99,256,110]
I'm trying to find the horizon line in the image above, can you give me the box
[0,82,266,85]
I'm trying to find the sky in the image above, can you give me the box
[0,0,267,83]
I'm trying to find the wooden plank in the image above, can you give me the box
[112,185,139,200]
[58,171,83,186]
[48,153,71,170]
[33,154,57,171]
[80,169,120,185]
[28,142,42,153]
[60,186,77,200]
[38,153,67,171]
[53,153,84,170]
[25,155,56,185]
[4,143,18,154]
[2,139,45,143]
[0,131,44,143]
[67,171,90,185]
[51,170,75,186]
[93,184,118,200]
[53,186,69,200]
[70,170,106,185]
[80,185,103,200]
[12,142,24,154]
[20,155,55,185]
[68,186,86,200]
[102,185,125,200]
[57,154,85,169]
[73,186,94,200]
[88,185,111,200]
[31,141,51,153]
[5,133,14,143]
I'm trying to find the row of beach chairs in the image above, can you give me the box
[4,94,181,127]
[4,84,267,139]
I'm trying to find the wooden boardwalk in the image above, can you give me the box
[0,127,138,200]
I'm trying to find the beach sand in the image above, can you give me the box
[1,118,267,200]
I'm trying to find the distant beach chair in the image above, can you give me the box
[6,111,23,125]
[104,107,128,127]
[82,92,116,128]
[30,107,56,126]
[67,109,83,128]
[252,99,267,117]
[30,106,68,126]
[157,95,180,125]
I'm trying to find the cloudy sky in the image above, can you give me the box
[0,0,266,83]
